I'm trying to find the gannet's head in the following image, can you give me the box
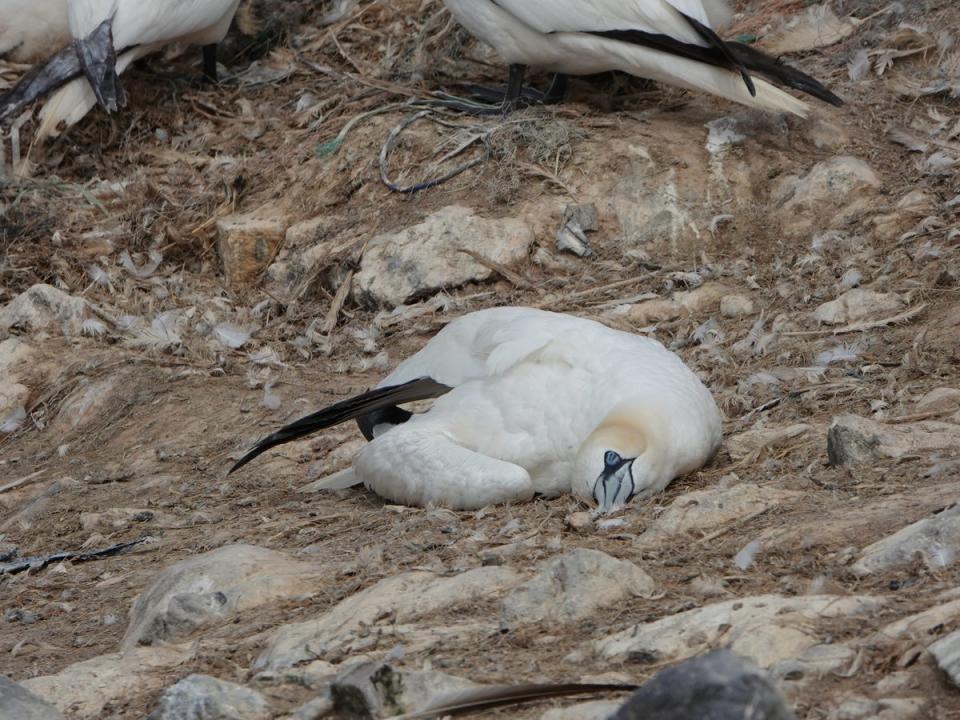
[572,408,665,514]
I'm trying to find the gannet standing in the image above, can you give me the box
[0,0,243,140]
[0,0,70,64]
[230,307,722,513]
[442,0,842,115]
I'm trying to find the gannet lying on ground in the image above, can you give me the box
[0,0,242,140]
[442,0,842,115]
[0,0,70,64]
[230,307,722,513]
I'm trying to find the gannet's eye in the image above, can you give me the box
[604,450,622,469]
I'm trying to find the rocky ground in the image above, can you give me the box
[2,0,960,718]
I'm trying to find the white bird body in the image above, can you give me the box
[443,0,829,116]
[234,307,723,512]
[30,0,241,139]
[0,0,70,63]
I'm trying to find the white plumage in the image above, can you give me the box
[443,0,841,116]
[232,307,723,513]
[0,0,69,63]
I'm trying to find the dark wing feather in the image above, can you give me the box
[392,682,639,719]
[728,41,843,107]
[228,377,452,474]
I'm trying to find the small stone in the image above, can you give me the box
[609,649,794,720]
[5,608,38,624]
[565,511,594,532]
[928,631,960,687]
[0,284,89,337]
[916,388,960,414]
[720,294,754,318]
[354,206,534,307]
[0,541,18,562]
[500,549,655,629]
[217,209,289,287]
[852,505,960,576]
[540,700,622,720]
[290,696,334,720]
[123,544,323,647]
[0,675,63,720]
[813,289,905,326]
[556,203,599,257]
[330,662,478,718]
[149,675,269,720]
[827,414,960,466]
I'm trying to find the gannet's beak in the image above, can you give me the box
[593,457,636,514]
[74,16,126,113]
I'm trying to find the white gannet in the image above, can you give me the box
[441,0,842,115]
[0,0,242,140]
[0,0,70,64]
[230,307,723,513]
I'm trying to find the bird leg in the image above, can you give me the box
[201,44,219,83]
[74,16,126,113]
[435,66,568,116]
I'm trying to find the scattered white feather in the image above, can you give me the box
[116,315,143,330]
[262,382,282,411]
[81,318,109,337]
[213,323,252,349]
[709,214,735,233]
[733,540,761,570]
[499,519,521,536]
[807,574,827,594]
[598,518,626,531]
[119,249,163,279]
[0,406,26,433]
[815,344,859,366]
[249,347,284,367]
[87,264,113,290]
[732,317,766,356]
[928,543,956,569]
[743,372,780,387]
[840,269,863,289]
[57,444,70,457]
[691,318,724,346]
[848,49,871,81]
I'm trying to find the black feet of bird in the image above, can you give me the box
[436,64,569,115]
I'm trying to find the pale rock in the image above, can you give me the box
[0,675,63,720]
[573,594,883,668]
[608,650,794,720]
[625,283,731,325]
[727,424,813,461]
[255,567,522,671]
[540,700,621,720]
[217,208,289,287]
[149,675,269,720]
[79,507,177,531]
[329,662,478,718]
[354,206,533,307]
[123,544,323,647]
[929,631,960,687]
[874,672,916,694]
[827,414,960,466]
[290,696,334,720]
[916,387,960,414]
[871,190,936,241]
[21,644,194,718]
[813,289,905,325]
[500,549,655,628]
[878,598,960,641]
[719,294,754,318]
[775,157,880,239]
[852,505,960,576]
[769,643,856,685]
[636,484,800,547]
[0,381,29,419]
[829,695,925,720]
[52,373,128,434]
[0,284,89,337]
[267,215,357,293]
[0,337,34,373]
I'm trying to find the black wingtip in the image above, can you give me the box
[74,15,126,113]
[0,45,84,123]
[728,41,844,108]
[227,377,453,474]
